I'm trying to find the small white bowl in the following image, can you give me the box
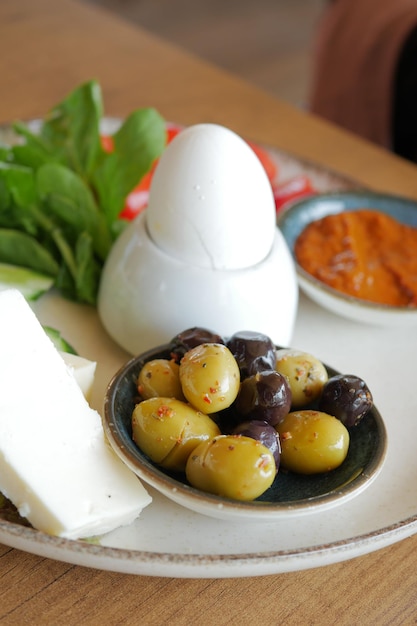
[277,191,417,326]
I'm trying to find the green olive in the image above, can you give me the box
[185,435,276,500]
[131,397,220,472]
[137,359,185,400]
[179,343,240,414]
[275,349,328,408]
[276,410,350,474]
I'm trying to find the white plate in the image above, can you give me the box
[0,127,415,578]
[0,290,416,578]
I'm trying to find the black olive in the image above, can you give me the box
[319,374,373,427]
[234,370,292,426]
[169,327,224,360]
[227,330,276,379]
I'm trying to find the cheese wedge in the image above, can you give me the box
[60,352,97,401]
[0,289,151,539]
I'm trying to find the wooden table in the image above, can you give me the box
[0,1,416,624]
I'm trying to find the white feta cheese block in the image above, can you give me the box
[0,289,151,539]
[60,352,97,401]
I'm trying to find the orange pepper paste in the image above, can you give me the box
[294,209,417,307]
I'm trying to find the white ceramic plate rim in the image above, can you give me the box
[1,512,416,578]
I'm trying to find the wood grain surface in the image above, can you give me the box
[0,1,416,624]
[82,0,326,106]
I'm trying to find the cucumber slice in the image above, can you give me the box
[0,263,54,300]
[43,326,77,355]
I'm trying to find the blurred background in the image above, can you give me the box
[82,0,327,107]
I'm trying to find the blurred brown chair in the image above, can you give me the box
[309,0,417,162]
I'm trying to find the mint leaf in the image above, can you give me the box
[0,229,59,276]
[40,80,103,178]
[0,163,39,234]
[93,107,166,224]
[74,231,101,304]
[12,121,54,165]
[37,163,112,261]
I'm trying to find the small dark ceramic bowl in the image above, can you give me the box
[277,191,417,326]
[103,344,387,522]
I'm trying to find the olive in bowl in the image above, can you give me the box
[132,397,220,472]
[318,374,373,428]
[103,330,387,521]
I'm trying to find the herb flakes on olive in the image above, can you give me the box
[276,410,350,474]
[131,397,220,472]
[179,343,240,414]
[185,435,276,501]
[137,358,185,401]
[275,348,328,408]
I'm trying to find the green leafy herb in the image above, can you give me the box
[0,79,166,304]
[43,325,78,354]
[92,108,166,225]
[0,229,59,275]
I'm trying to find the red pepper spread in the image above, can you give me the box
[294,209,417,307]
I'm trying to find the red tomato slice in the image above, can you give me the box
[272,175,316,213]
[100,134,114,153]
[119,188,150,221]
[247,141,278,183]
[166,122,183,144]
[119,170,154,220]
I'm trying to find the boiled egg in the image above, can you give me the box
[146,124,275,270]
[98,124,298,355]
